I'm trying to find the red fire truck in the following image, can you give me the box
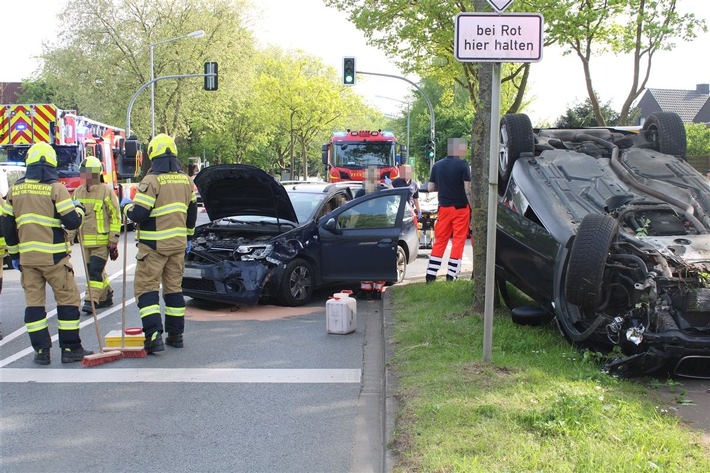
[321,129,406,183]
[0,103,139,199]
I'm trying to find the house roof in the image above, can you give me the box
[0,82,22,103]
[646,88,709,122]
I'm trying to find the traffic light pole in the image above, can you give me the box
[356,70,436,169]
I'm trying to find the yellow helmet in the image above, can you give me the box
[80,156,103,174]
[147,133,177,160]
[26,142,57,167]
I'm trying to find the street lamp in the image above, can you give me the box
[376,95,411,158]
[150,29,205,137]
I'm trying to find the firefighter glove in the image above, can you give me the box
[120,196,132,208]
[418,210,422,220]
[108,242,119,261]
[384,176,392,186]
[11,258,20,271]
[186,240,192,254]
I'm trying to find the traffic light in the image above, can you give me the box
[427,139,436,159]
[342,57,356,86]
[204,62,218,91]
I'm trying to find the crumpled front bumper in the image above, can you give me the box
[181,260,272,306]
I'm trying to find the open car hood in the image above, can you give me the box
[194,164,298,223]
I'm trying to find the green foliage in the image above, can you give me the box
[389,282,710,472]
[555,97,620,127]
[686,123,710,157]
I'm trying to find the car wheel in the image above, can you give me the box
[564,214,619,314]
[278,258,314,307]
[499,113,534,196]
[386,245,407,286]
[642,112,686,158]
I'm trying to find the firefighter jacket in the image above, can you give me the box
[1,178,84,266]
[126,162,197,253]
[68,183,120,247]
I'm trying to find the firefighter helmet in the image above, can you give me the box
[26,142,57,167]
[147,133,177,160]
[80,156,103,174]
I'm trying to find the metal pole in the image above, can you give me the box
[150,45,155,137]
[406,101,410,161]
[360,70,435,157]
[126,73,214,139]
[150,30,205,138]
[483,62,502,361]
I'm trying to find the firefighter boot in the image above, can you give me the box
[144,332,165,354]
[81,300,93,315]
[95,291,114,309]
[61,347,94,363]
[166,333,184,348]
[34,348,50,365]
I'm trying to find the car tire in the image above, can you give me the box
[278,258,314,307]
[499,113,534,196]
[564,214,619,314]
[386,245,408,286]
[642,112,686,158]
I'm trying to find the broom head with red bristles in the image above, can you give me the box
[81,350,123,367]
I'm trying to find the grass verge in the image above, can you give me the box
[388,280,710,472]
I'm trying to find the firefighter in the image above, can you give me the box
[121,134,197,354]
[0,142,93,364]
[68,156,120,314]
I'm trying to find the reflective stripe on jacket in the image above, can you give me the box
[70,183,120,247]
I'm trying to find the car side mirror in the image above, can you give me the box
[324,217,340,234]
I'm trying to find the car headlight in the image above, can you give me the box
[236,243,273,261]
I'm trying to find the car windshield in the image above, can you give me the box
[334,143,395,168]
[288,192,327,222]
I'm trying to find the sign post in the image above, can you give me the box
[454,4,543,362]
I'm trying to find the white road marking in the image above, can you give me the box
[0,265,136,367]
[0,368,362,384]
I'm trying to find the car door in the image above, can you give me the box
[318,188,409,281]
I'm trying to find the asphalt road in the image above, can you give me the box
[1,227,708,472]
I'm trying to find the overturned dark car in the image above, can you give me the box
[496,112,710,378]
[181,164,418,307]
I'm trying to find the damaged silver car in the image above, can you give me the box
[182,164,417,306]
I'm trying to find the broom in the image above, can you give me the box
[76,228,122,367]
[106,209,147,358]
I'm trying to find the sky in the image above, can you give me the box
[3,0,709,125]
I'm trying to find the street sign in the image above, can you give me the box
[487,0,514,12]
[454,13,543,63]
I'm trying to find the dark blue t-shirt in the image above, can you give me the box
[428,156,470,207]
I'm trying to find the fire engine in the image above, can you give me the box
[0,103,140,199]
[321,129,406,183]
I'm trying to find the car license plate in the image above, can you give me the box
[183,267,202,279]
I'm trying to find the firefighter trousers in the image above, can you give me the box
[21,256,83,351]
[134,244,186,338]
[82,245,112,304]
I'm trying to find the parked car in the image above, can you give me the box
[495,112,710,378]
[418,190,438,249]
[182,164,418,306]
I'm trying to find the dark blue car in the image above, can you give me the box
[182,164,418,306]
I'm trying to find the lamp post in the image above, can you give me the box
[150,29,205,137]
[376,95,410,158]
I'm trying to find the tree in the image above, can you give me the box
[537,0,707,125]
[555,97,621,127]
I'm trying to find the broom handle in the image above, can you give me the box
[77,228,104,351]
[121,207,129,349]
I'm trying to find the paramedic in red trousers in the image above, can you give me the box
[425,137,471,282]
[1,142,93,364]
[69,156,121,314]
[121,134,197,354]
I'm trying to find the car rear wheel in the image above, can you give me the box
[499,113,534,196]
[278,258,314,306]
[642,112,686,158]
[564,214,619,314]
